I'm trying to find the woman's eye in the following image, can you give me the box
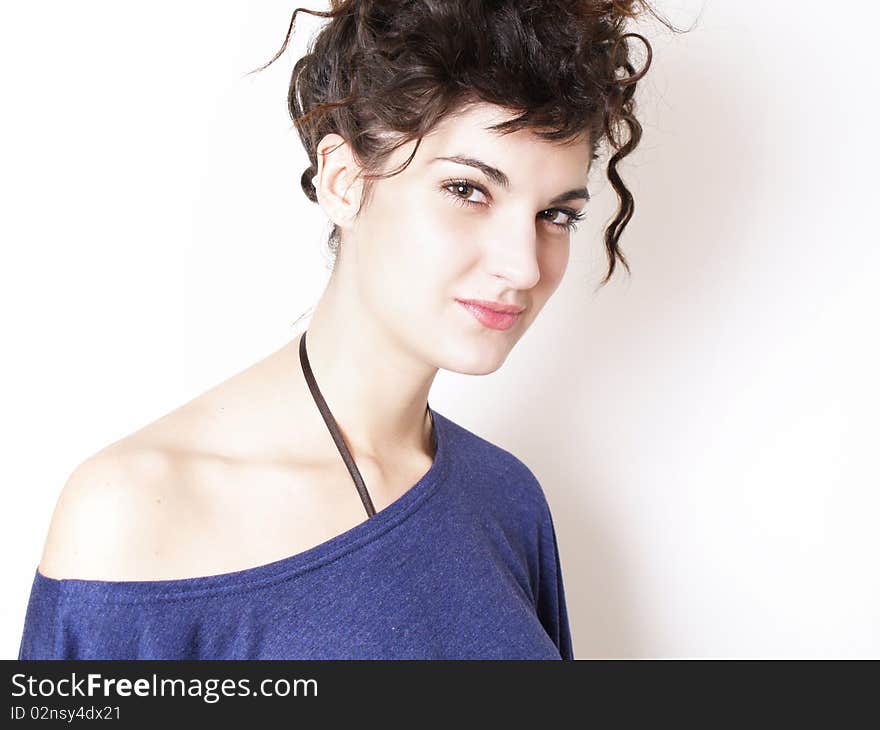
[541,208,586,233]
[544,210,570,226]
[443,179,488,206]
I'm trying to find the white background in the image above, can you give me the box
[2,1,877,658]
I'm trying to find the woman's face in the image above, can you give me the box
[330,102,593,376]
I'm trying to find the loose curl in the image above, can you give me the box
[248,0,681,288]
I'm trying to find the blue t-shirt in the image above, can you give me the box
[18,408,574,660]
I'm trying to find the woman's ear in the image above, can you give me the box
[313,133,364,228]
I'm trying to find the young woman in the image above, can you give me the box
[19,0,667,660]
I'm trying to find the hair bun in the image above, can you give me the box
[599,0,646,20]
[300,167,318,203]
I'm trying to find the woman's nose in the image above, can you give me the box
[484,220,542,290]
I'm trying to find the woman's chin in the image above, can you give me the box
[437,341,513,376]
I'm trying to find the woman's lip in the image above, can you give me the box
[456,299,522,331]
[456,298,524,314]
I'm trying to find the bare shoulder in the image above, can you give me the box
[37,444,180,581]
[36,336,335,581]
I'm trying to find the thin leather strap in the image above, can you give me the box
[300,330,435,520]
[299,329,377,516]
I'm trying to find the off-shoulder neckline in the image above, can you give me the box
[34,406,453,604]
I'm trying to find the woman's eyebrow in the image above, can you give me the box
[549,187,591,205]
[430,154,590,203]
[431,155,511,188]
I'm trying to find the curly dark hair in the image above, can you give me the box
[248,0,680,288]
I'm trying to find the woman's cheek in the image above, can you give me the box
[537,239,570,293]
[407,213,474,271]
